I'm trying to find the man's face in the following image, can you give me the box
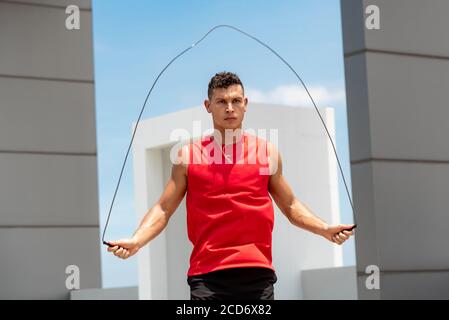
[204,84,248,131]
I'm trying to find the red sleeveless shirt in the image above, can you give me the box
[186,132,275,276]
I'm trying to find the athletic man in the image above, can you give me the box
[107,71,355,300]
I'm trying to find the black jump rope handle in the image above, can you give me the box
[103,241,114,248]
[103,225,357,248]
[345,224,357,232]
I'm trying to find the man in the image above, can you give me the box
[107,71,355,300]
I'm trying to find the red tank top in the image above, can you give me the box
[186,132,275,276]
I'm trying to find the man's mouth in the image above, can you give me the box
[224,117,237,120]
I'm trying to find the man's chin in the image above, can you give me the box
[221,123,242,130]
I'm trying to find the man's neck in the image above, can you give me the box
[212,127,244,145]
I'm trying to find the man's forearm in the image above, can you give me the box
[132,204,170,248]
[285,198,329,236]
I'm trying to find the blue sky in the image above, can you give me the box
[92,0,356,288]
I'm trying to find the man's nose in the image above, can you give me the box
[226,103,234,112]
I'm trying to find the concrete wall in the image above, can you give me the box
[0,0,101,299]
[131,103,344,299]
[341,0,449,299]
[302,266,357,300]
[70,286,138,300]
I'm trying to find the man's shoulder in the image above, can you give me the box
[245,132,277,153]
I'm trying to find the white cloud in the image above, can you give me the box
[246,84,345,107]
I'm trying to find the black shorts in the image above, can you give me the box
[187,267,277,300]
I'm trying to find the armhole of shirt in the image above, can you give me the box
[186,142,192,177]
[263,137,272,174]
[259,136,270,165]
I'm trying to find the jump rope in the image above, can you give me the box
[102,24,357,248]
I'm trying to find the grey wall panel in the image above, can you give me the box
[363,0,449,57]
[344,51,449,162]
[0,77,96,153]
[341,0,449,300]
[380,271,449,299]
[343,54,372,162]
[0,227,101,299]
[0,0,99,299]
[373,161,449,270]
[0,0,92,10]
[340,0,366,54]
[353,160,449,272]
[350,162,379,273]
[365,52,449,161]
[342,0,449,57]
[0,2,93,80]
[0,153,99,226]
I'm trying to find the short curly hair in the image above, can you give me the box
[208,71,244,100]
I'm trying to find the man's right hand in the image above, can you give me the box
[107,238,140,260]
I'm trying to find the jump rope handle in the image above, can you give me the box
[103,241,114,248]
[345,224,357,232]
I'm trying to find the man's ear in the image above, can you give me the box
[204,99,211,113]
[243,97,248,112]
